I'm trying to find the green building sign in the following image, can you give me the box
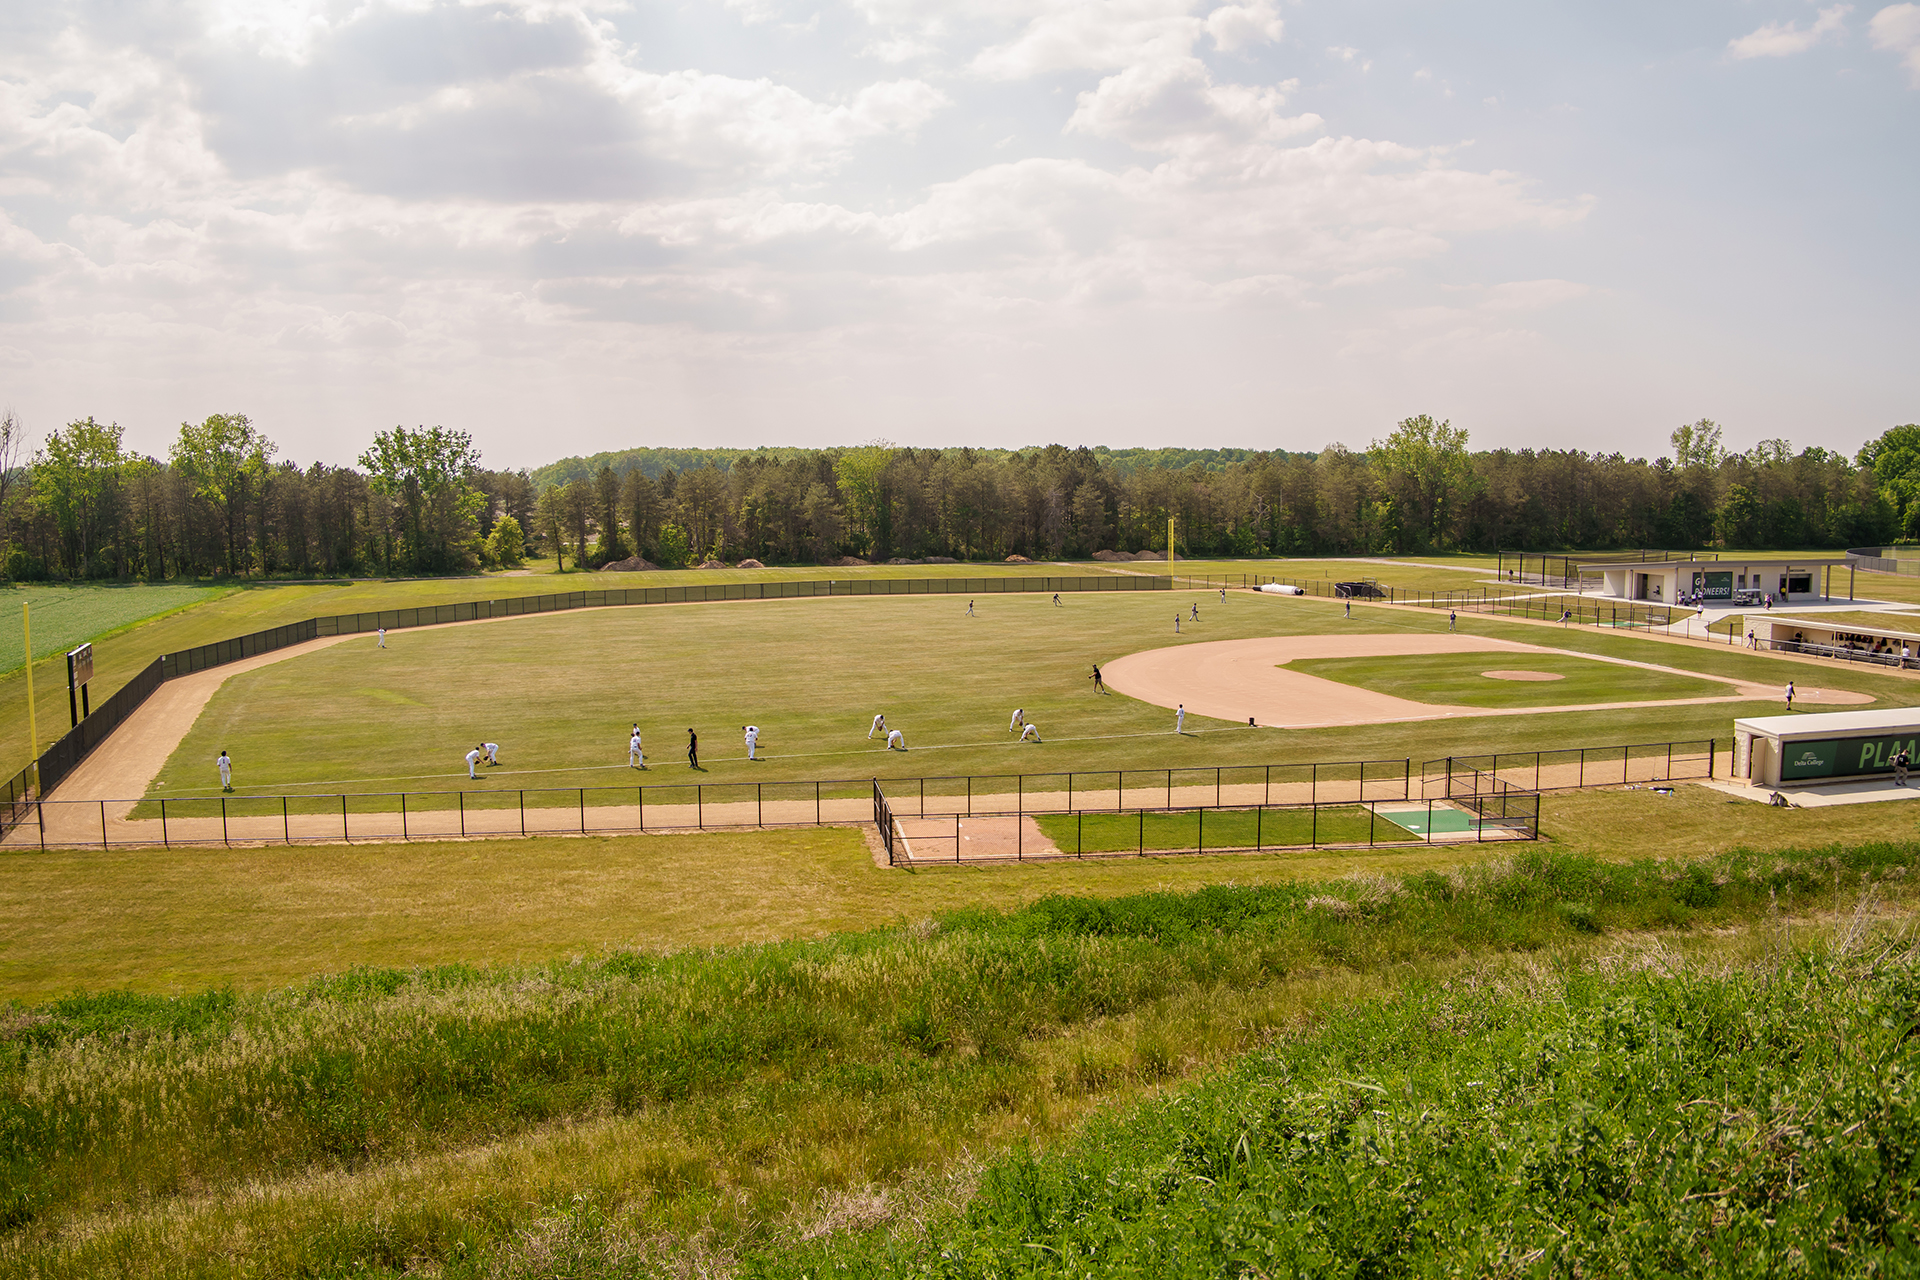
[1780,735,1920,781]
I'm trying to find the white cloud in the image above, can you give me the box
[1204,1,1284,52]
[971,0,1202,78]
[1066,58,1317,154]
[1870,3,1920,82]
[1727,4,1852,59]
[0,0,1613,461]
[1480,279,1589,311]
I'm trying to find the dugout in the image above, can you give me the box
[1761,614,1920,668]
[1734,707,1920,787]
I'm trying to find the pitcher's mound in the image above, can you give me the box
[1482,670,1565,682]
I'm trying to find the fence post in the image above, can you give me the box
[283,795,290,844]
[1256,805,1263,850]
[1579,748,1585,789]
[920,777,925,818]
[520,790,527,836]
[1139,808,1145,856]
[459,790,466,837]
[221,796,229,847]
[1198,805,1204,855]
[697,786,702,828]
[401,792,408,841]
[758,782,763,828]
[1311,800,1318,847]
[100,800,107,851]
[161,798,169,849]
[1077,811,1083,858]
[1666,741,1673,781]
[580,788,586,833]
[342,793,349,842]
[815,780,820,825]
[1709,738,1716,779]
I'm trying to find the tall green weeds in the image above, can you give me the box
[2,840,1917,1276]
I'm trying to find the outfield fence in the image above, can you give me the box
[1,740,1709,852]
[1202,571,1691,632]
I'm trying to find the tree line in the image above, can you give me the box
[0,410,1912,581]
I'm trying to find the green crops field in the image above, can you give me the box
[133,584,1917,802]
[1290,650,1732,708]
[0,583,223,675]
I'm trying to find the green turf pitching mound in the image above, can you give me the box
[1288,651,1729,709]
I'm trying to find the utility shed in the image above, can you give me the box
[1734,707,1920,786]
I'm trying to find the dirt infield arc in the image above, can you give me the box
[1100,634,1873,728]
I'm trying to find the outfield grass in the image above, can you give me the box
[1,839,1913,1278]
[1291,650,1732,708]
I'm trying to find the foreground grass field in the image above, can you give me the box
[1290,650,1732,708]
[2,837,1915,1277]
[7,784,1920,1002]
[140,588,1917,801]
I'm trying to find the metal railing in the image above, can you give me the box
[0,739,1709,852]
[0,761,33,840]
[878,789,1542,864]
[1423,739,1716,795]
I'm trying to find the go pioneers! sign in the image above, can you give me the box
[1780,735,1920,781]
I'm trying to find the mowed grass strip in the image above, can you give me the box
[1290,650,1734,708]
[1033,805,1409,852]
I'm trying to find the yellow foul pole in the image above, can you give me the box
[23,601,38,790]
[1167,517,1175,572]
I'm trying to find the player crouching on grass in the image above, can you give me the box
[1019,723,1041,743]
[483,741,500,766]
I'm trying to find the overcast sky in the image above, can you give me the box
[1,0,1915,469]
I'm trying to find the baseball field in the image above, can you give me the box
[7,559,1920,1278]
[46,577,1903,806]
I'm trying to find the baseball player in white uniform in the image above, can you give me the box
[465,746,483,780]
[744,725,761,760]
[1010,708,1025,734]
[1020,723,1041,742]
[869,713,886,739]
[629,727,645,767]
[483,742,500,766]
[377,627,386,648]
[1176,704,1186,733]
[886,728,906,750]
[217,750,233,792]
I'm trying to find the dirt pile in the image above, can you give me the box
[597,556,659,572]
